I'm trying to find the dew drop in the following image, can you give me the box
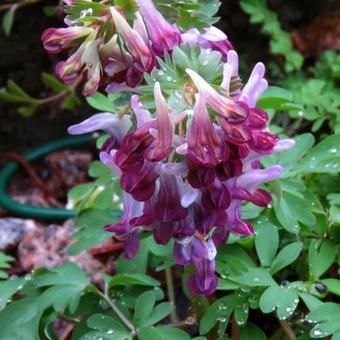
[329,147,337,154]
[107,329,114,335]
[24,274,32,281]
[166,76,173,82]
[158,70,164,76]
[201,60,209,66]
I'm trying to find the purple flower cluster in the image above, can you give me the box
[41,0,232,96]
[55,0,295,295]
[68,53,294,295]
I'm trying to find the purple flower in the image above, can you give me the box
[41,26,94,54]
[182,27,233,59]
[188,259,218,296]
[174,235,218,295]
[68,113,132,141]
[199,27,234,59]
[110,7,155,72]
[105,193,143,258]
[136,0,182,55]
[187,93,228,167]
[154,173,188,223]
[186,68,249,124]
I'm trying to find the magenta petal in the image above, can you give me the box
[120,161,158,202]
[110,7,155,71]
[41,27,93,54]
[155,173,188,222]
[123,231,140,259]
[187,93,227,166]
[250,131,279,154]
[173,240,192,265]
[191,237,208,262]
[131,95,152,128]
[188,260,218,296]
[212,226,230,246]
[136,0,181,55]
[144,82,173,161]
[201,181,231,212]
[188,167,215,189]
[68,113,132,141]
[153,222,174,245]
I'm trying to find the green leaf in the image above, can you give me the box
[0,252,14,279]
[200,294,240,334]
[35,263,89,313]
[0,90,28,103]
[237,268,276,287]
[41,72,67,92]
[270,242,303,275]
[116,236,150,274]
[155,326,191,340]
[133,290,156,326]
[85,313,129,339]
[86,92,117,112]
[299,293,323,312]
[0,278,25,310]
[138,327,162,340]
[255,223,279,267]
[257,86,294,110]
[7,80,32,100]
[240,323,267,340]
[321,279,340,296]
[234,303,249,326]
[109,274,160,288]
[18,104,38,117]
[298,134,340,173]
[308,240,337,279]
[259,285,299,319]
[2,7,16,36]
[69,208,119,255]
[306,303,340,338]
[88,161,111,178]
[143,302,174,327]
[0,297,41,338]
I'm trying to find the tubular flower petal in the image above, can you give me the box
[136,0,182,55]
[154,173,188,223]
[144,82,173,161]
[41,27,94,54]
[110,7,155,72]
[68,113,132,141]
[199,26,234,59]
[186,68,249,124]
[187,93,228,166]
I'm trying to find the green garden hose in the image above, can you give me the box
[0,134,97,221]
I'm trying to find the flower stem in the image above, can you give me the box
[231,316,241,340]
[99,289,136,335]
[277,317,296,340]
[165,266,177,323]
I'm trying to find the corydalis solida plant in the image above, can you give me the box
[41,0,227,95]
[47,0,295,296]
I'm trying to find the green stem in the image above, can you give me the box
[165,266,177,323]
[99,290,136,335]
[277,317,296,340]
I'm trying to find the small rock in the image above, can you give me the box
[0,218,37,251]
[18,219,103,273]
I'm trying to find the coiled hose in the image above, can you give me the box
[0,134,97,221]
